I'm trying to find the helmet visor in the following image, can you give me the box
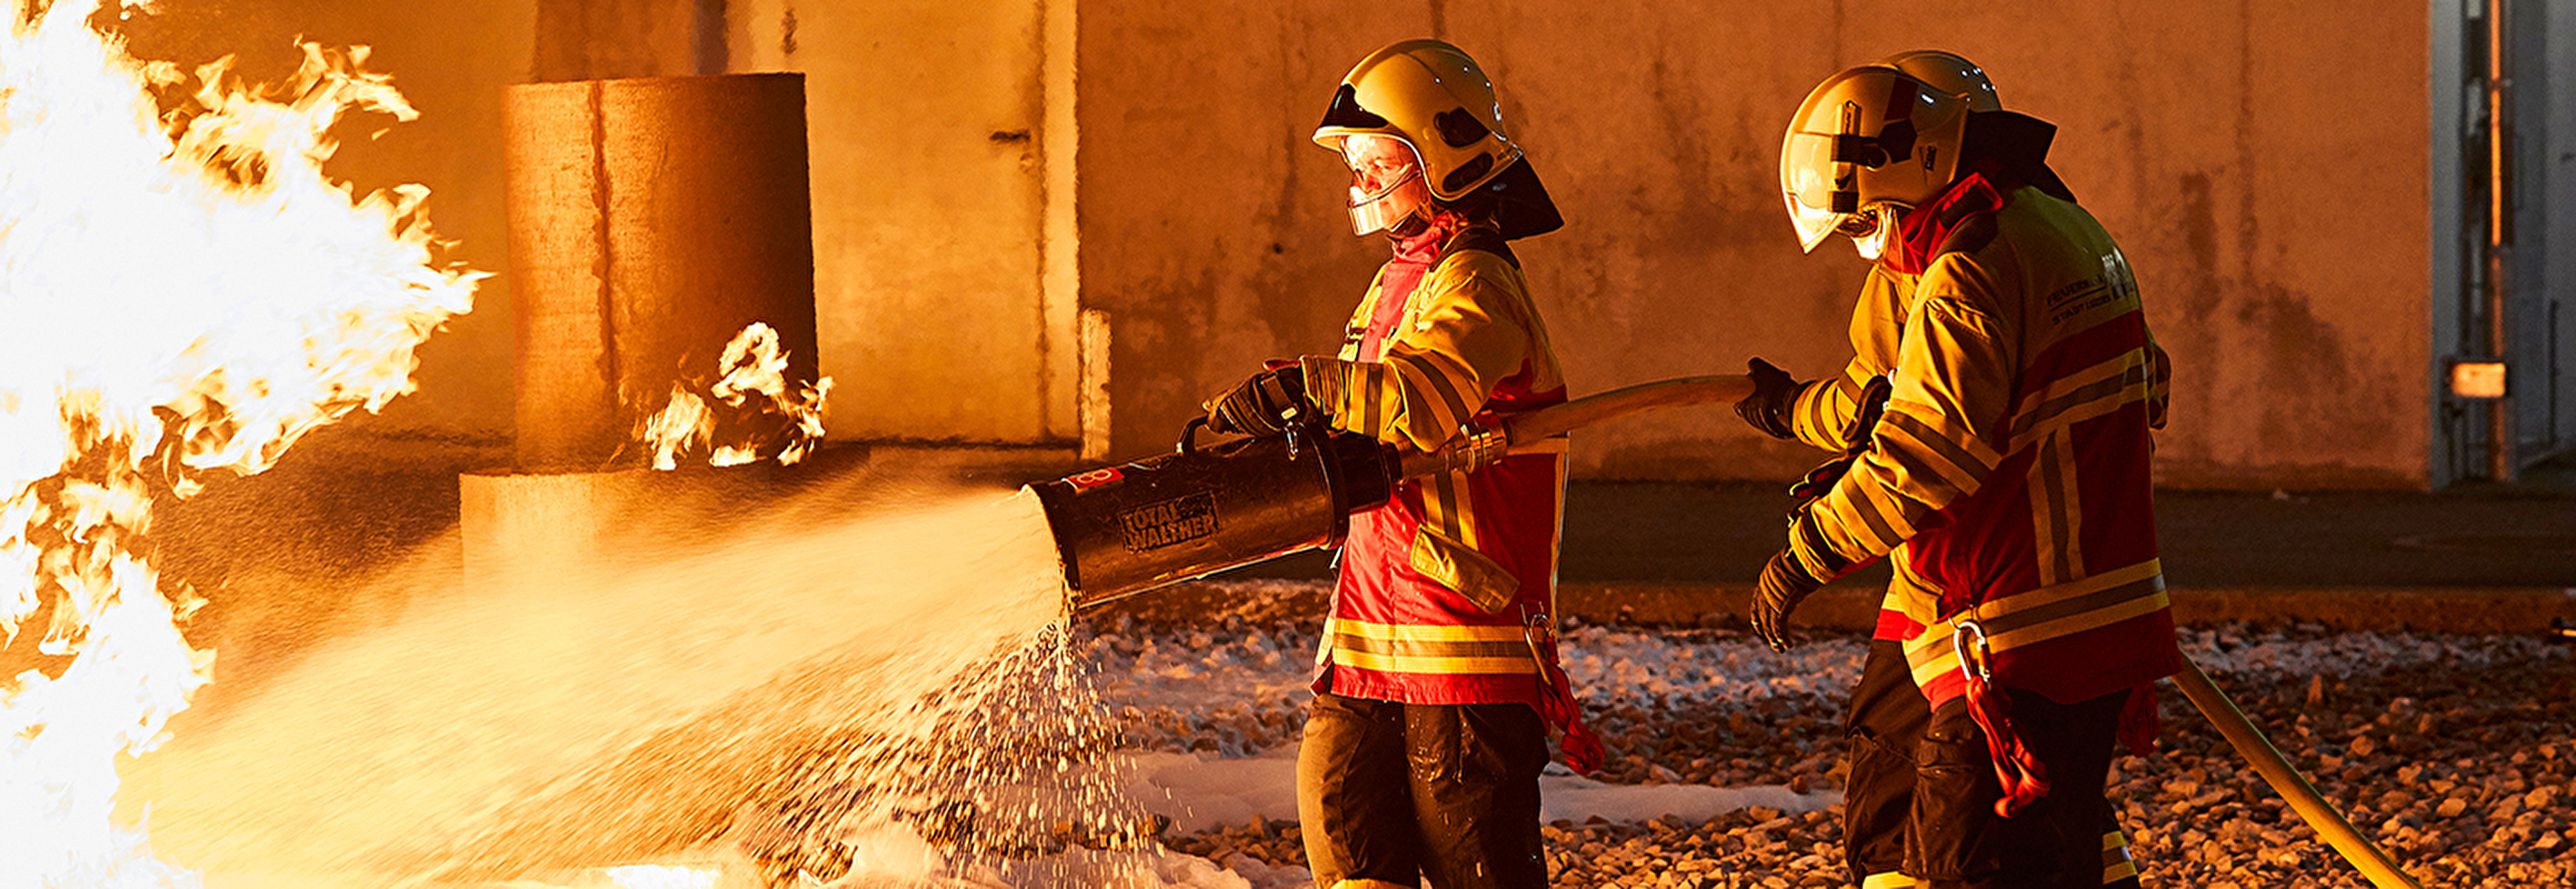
[1350,173,1428,235]
[1785,193,1846,254]
[1344,135,1429,235]
[1782,130,1852,253]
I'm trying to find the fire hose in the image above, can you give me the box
[2171,655,2424,888]
[1028,373,2423,886]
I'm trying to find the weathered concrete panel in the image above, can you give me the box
[534,0,722,82]
[1079,0,2436,488]
[732,0,1065,443]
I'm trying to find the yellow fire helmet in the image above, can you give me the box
[1315,38,1563,238]
[1779,63,1975,253]
[1877,49,2002,114]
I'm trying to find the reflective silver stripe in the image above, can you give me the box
[2033,432,2075,584]
[1881,410,1992,491]
[1983,576,2168,651]
[1333,632,1532,660]
[1430,470,1465,542]
[1390,350,1473,435]
[1842,476,1906,551]
[2008,353,2151,451]
[1361,362,1387,437]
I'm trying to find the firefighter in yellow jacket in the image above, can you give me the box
[1733,53,2180,888]
[1200,39,1593,889]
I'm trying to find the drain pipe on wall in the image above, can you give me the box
[2482,0,2517,481]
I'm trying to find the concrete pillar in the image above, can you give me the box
[501,73,818,471]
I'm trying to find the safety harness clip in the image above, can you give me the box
[1951,616,1994,683]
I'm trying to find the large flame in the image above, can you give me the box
[635,322,832,471]
[0,0,480,884]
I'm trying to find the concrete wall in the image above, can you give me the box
[729,0,1081,444]
[123,0,534,444]
[2536,0,2576,457]
[1078,0,2439,488]
[105,1,2461,489]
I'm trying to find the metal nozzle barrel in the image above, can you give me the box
[1032,374,1752,612]
[1029,428,1397,612]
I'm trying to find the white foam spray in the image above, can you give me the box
[117,470,1160,887]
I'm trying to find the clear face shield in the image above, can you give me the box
[1782,129,1905,260]
[1781,129,1852,253]
[1342,134,1431,235]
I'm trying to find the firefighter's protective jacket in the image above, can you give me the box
[1296,221,1572,712]
[1786,183,2182,714]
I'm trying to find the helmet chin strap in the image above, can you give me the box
[1386,212,1433,238]
[1850,205,1903,262]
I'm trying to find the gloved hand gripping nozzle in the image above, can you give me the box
[1203,363,1314,439]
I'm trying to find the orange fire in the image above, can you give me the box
[635,322,833,471]
[0,0,479,884]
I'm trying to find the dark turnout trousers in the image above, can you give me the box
[1295,692,1551,889]
[1845,641,2143,888]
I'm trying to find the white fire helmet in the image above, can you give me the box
[1877,49,2002,114]
[1780,63,1977,253]
[1314,39,1523,235]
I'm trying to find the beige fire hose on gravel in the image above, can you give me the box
[2172,655,2424,888]
[1417,375,2421,888]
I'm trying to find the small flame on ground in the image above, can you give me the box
[0,0,479,884]
[636,323,833,471]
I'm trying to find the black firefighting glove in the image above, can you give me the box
[1732,358,1803,440]
[1785,375,1893,509]
[1752,550,1825,652]
[1203,364,1312,438]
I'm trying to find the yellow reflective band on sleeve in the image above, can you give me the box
[1362,362,1390,438]
[1860,873,1919,888]
[1792,375,1857,450]
[1876,412,1991,500]
[1387,350,1472,445]
[2103,828,2130,852]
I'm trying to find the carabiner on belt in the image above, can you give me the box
[1521,608,1553,664]
[1950,616,1995,683]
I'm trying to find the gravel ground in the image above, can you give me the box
[1093,620,2576,888]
